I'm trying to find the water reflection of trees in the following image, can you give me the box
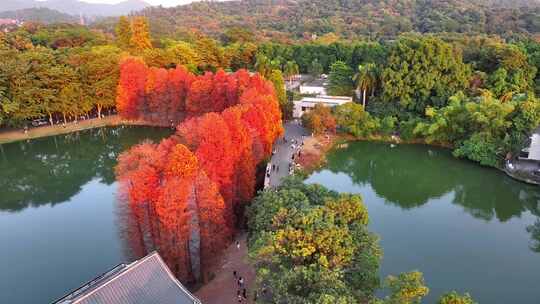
[0,126,170,212]
[324,142,540,222]
[526,220,540,253]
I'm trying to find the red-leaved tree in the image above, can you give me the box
[116,65,283,284]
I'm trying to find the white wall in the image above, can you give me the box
[300,86,327,95]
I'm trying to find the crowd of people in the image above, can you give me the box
[265,130,306,187]
[232,240,254,303]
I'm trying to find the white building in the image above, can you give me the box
[299,77,327,95]
[300,85,327,95]
[293,95,353,118]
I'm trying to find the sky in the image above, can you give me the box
[77,0,207,7]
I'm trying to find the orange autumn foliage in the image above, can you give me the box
[116,57,147,120]
[116,63,283,284]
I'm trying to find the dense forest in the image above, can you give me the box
[1,12,539,169]
[0,8,78,24]
[247,176,478,303]
[102,0,540,42]
[0,1,539,303]
[115,63,283,283]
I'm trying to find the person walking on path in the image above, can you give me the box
[238,277,244,287]
[236,241,240,249]
[233,270,237,278]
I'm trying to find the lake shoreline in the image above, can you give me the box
[297,133,453,175]
[303,140,540,304]
[297,132,539,185]
[0,115,171,144]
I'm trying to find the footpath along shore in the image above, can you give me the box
[196,121,312,304]
[0,115,169,144]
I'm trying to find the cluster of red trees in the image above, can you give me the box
[115,57,283,283]
[116,57,276,125]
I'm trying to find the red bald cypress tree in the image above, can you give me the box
[177,113,236,229]
[117,57,147,120]
[167,66,193,123]
[222,105,256,204]
[145,67,169,122]
[185,72,214,116]
[116,66,285,284]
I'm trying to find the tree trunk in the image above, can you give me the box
[362,89,367,108]
[48,112,53,126]
[97,104,102,119]
[63,112,67,124]
[187,185,201,282]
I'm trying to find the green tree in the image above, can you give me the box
[194,36,226,71]
[114,16,132,49]
[437,291,477,304]
[334,102,380,137]
[308,58,324,78]
[383,271,429,304]
[58,81,83,124]
[79,45,122,119]
[381,36,470,114]
[227,42,257,70]
[11,47,60,125]
[354,63,378,107]
[327,60,354,96]
[247,179,381,303]
[413,92,471,144]
[255,53,271,77]
[0,47,18,126]
[488,67,509,98]
[267,69,290,118]
[284,60,299,84]
[165,40,201,71]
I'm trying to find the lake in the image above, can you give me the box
[305,141,540,303]
[0,126,171,304]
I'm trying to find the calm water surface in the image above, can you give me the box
[305,141,540,303]
[0,126,170,304]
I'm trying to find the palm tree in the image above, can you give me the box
[255,53,270,77]
[284,61,299,85]
[354,63,378,108]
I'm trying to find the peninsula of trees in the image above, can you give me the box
[115,62,283,282]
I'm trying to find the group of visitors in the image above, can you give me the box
[288,137,304,175]
[232,241,251,303]
[265,132,306,186]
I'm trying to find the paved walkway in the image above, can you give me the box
[195,122,308,303]
[528,128,540,161]
[194,233,255,304]
[267,120,308,187]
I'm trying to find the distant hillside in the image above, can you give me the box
[0,7,78,23]
[128,0,540,41]
[0,0,151,17]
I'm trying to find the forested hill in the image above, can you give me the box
[0,0,150,17]
[0,8,78,24]
[130,0,540,41]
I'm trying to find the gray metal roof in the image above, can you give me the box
[54,252,201,304]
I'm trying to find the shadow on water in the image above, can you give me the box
[324,142,540,221]
[0,126,171,212]
[306,141,540,303]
